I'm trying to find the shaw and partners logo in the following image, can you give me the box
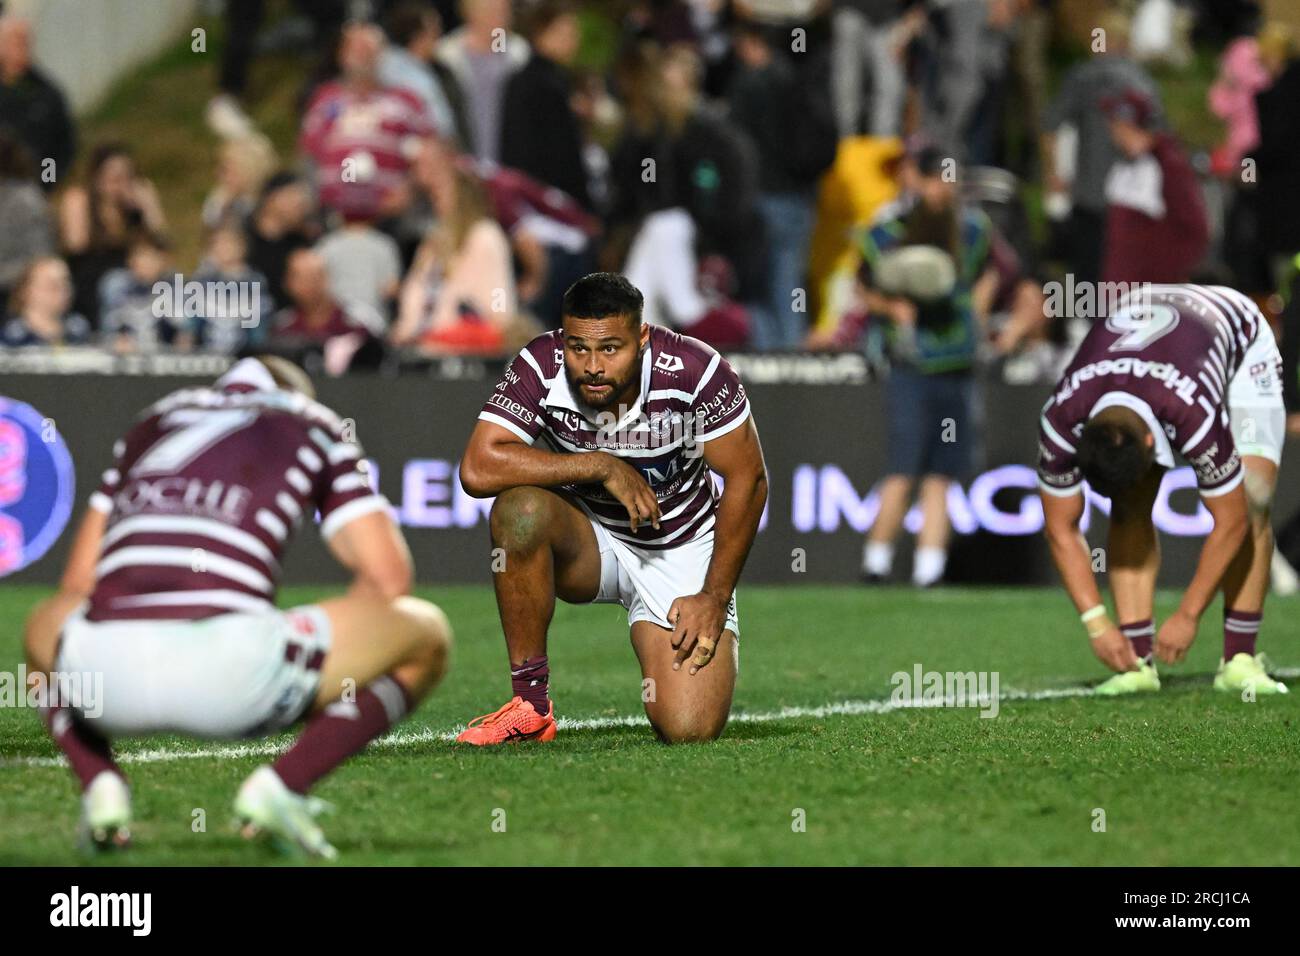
[593,407,708,459]
[890,664,1000,718]
[0,398,75,577]
[50,886,151,936]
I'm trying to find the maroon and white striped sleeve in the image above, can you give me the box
[690,351,751,443]
[1037,407,1083,497]
[478,346,548,444]
[308,423,389,540]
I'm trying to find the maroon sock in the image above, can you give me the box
[1120,619,1154,660]
[273,675,411,795]
[1224,609,1262,660]
[511,655,550,715]
[42,706,123,790]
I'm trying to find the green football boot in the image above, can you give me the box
[1094,660,1161,696]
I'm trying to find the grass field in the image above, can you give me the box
[1,584,1297,866]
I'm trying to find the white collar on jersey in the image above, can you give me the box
[215,357,278,393]
[1089,391,1176,469]
[542,340,654,430]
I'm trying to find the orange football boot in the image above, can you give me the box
[455,696,557,745]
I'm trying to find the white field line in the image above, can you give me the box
[6,669,1297,771]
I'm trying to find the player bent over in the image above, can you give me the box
[22,357,452,857]
[1038,284,1287,696]
[456,273,768,744]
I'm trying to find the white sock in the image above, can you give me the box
[912,547,947,587]
[864,541,894,576]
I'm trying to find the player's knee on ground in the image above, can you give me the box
[646,703,729,745]
[489,487,556,554]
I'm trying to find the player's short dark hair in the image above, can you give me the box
[1076,414,1154,499]
[255,355,316,400]
[561,273,644,328]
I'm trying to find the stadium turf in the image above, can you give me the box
[1,584,1296,866]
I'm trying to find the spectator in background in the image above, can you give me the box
[436,0,530,163]
[1273,261,1300,594]
[406,137,600,327]
[207,0,347,139]
[271,247,378,374]
[502,0,591,212]
[59,142,168,328]
[853,143,1001,588]
[0,14,75,191]
[919,0,1019,166]
[202,133,278,231]
[1041,11,1158,287]
[1208,21,1277,294]
[391,163,520,356]
[830,1,909,138]
[610,42,758,347]
[1100,87,1208,285]
[189,222,274,354]
[0,130,54,316]
[99,232,183,354]
[245,172,320,309]
[1,256,90,348]
[729,19,838,350]
[625,0,700,47]
[1207,26,1270,174]
[378,0,463,144]
[314,208,403,334]
[299,22,433,221]
[1253,24,1300,286]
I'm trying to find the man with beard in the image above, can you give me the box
[456,273,768,744]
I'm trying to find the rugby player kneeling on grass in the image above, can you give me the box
[23,356,452,857]
[1038,284,1286,696]
[457,273,768,744]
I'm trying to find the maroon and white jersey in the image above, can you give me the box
[479,325,751,550]
[86,385,387,622]
[299,82,433,218]
[1038,284,1264,498]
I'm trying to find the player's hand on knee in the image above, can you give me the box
[1091,625,1139,673]
[599,455,661,532]
[668,593,725,675]
[1155,610,1197,665]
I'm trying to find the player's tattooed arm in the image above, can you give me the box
[1156,484,1250,664]
[669,418,767,674]
[461,421,660,528]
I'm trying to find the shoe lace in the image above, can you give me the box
[465,697,525,729]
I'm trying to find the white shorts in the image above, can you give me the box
[588,518,740,637]
[55,605,331,740]
[1228,321,1286,465]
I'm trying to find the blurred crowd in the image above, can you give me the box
[0,0,1297,392]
